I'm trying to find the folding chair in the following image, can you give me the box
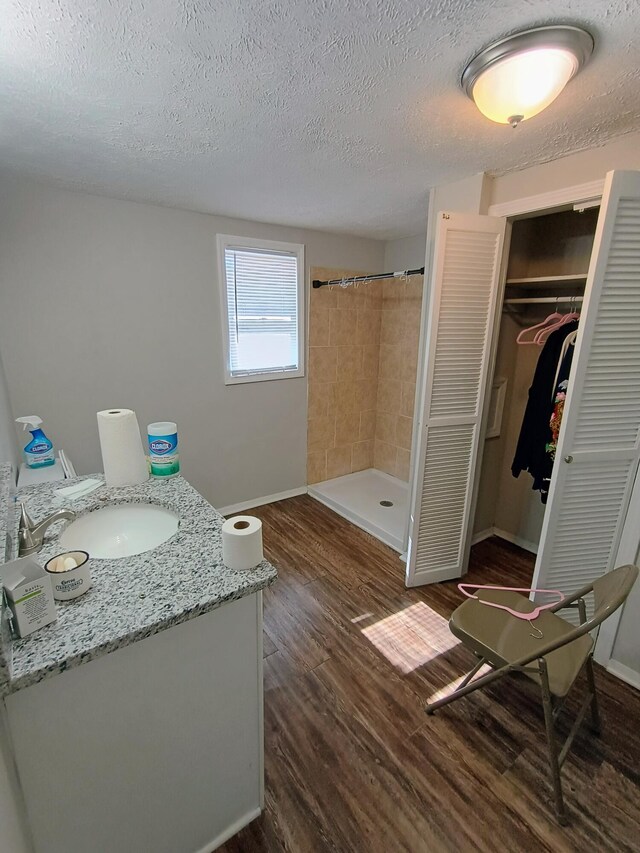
[426,564,639,824]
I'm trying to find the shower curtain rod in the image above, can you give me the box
[312,267,425,288]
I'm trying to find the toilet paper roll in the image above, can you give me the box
[97,409,149,487]
[221,516,263,571]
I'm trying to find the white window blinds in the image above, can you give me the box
[222,244,302,380]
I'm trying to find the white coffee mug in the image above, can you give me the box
[45,550,92,601]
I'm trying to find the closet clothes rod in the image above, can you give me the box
[504,296,584,305]
[312,266,425,288]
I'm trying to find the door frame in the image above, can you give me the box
[487,178,605,218]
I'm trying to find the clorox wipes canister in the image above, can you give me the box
[147,421,180,478]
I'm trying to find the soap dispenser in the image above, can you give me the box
[15,416,55,469]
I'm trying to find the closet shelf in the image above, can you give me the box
[505,274,588,286]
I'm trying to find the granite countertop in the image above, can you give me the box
[0,462,13,564]
[1,473,277,694]
[0,462,14,691]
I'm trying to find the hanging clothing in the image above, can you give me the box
[511,320,579,501]
[546,338,576,464]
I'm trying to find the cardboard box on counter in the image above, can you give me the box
[1,557,57,638]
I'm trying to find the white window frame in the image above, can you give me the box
[217,234,305,385]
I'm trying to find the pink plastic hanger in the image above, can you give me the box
[534,299,580,344]
[458,584,565,623]
[516,308,564,345]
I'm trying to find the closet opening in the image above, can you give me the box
[471,206,600,575]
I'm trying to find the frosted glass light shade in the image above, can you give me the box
[472,48,579,125]
[461,26,593,127]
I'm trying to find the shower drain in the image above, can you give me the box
[379,500,394,507]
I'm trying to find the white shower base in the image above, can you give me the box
[308,468,408,553]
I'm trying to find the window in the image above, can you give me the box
[218,235,305,384]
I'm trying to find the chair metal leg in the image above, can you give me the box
[585,656,602,734]
[425,657,494,715]
[539,659,567,825]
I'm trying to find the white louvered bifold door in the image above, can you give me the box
[406,212,506,587]
[532,171,640,617]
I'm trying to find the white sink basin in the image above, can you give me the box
[60,503,180,559]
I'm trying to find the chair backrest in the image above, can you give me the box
[516,564,638,668]
[592,564,639,622]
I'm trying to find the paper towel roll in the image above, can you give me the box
[97,409,149,487]
[222,516,263,571]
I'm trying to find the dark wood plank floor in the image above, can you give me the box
[219,495,640,853]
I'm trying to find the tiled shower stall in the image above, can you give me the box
[306,266,423,551]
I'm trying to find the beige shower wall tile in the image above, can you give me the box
[329,309,357,346]
[310,284,338,311]
[309,346,338,382]
[355,309,381,346]
[338,283,375,309]
[405,304,422,339]
[307,415,335,452]
[405,276,424,302]
[335,411,360,447]
[400,382,416,418]
[335,380,359,414]
[352,440,373,472]
[401,360,418,387]
[396,415,413,450]
[307,382,326,420]
[382,279,405,306]
[307,381,337,419]
[374,440,397,477]
[401,339,419,384]
[338,346,364,382]
[359,409,376,441]
[307,451,327,484]
[327,445,351,479]
[395,448,411,482]
[375,411,396,444]
[360,280,383,310]
[355,378,377,411]
[378,344,403,380]
[309,308,330,347]
[377,379,402,414]
[380,309,404,345]
[362,345,379,379]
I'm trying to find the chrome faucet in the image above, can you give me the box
[18,501,77,557]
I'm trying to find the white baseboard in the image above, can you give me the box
[605,660,640,692]
[471,528,494,546]
[218,487,307,517]
[193,807,262,853]
[470,526,539,554]
[492,527,539,555]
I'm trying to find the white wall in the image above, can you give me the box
[383,232,427,272]
[0,178,384,508]
[487,130,640,208]
[0,349,17,471]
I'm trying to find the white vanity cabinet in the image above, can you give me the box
[3,591,264,853]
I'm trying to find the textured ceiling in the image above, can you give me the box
[1,0,639,239]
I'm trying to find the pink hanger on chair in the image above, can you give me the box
[458,584,565,620]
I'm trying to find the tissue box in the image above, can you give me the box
[1,557,57,638]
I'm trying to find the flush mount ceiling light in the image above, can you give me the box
[462,25,593,128]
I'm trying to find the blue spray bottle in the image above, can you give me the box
[15,416,55,469]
